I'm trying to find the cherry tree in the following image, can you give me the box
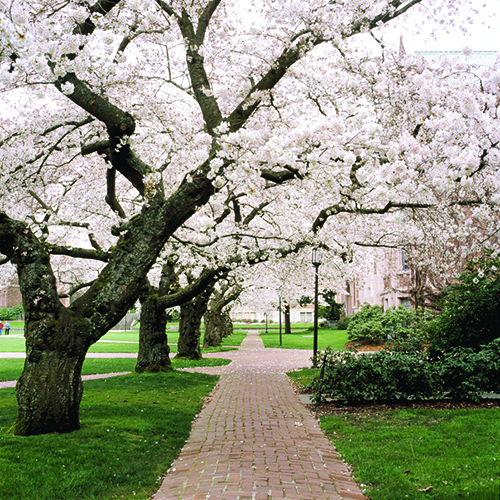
[1,0,499,437]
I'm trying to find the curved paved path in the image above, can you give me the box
[153,331,365,500]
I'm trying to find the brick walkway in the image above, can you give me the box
[153,331,366,500]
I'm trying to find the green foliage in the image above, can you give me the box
[347,304,429,344]
[312,339,500,404]
[0,305,24,320]
[428,252,500,351]
[319,290,344,320]
[346,304,385,343]
[297,295,313,307]
[335,315,350,330]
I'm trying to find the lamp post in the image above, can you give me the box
[278,290,283,347]
[312,248,322,366]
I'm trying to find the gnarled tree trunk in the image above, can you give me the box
[204,284,241,348]
[135,265,177,373]
[284,303,291,334]
[135,296,172,373]
[13,308,88,435]
[221,311,233,338]
[177,282,215,359]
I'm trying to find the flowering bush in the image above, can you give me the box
[427,252,500,351]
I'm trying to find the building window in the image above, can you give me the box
[400,298,410,310]
[402,248,410,270]
[300,312,313,322]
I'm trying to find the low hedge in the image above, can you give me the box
[312,339,500,404]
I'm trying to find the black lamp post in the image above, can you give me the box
[312,248,322,366]
[278,290,283,347]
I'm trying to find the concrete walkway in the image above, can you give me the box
[153,331,366,500]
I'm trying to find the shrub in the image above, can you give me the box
[335,316,350,330]
[347,304,385,343]
[0,305,24,320]
[347,304,427,344]
[312,340,500,404]
[427,252,500,351]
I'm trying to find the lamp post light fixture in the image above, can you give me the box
[278,290,283,347]
[312,248,322,366]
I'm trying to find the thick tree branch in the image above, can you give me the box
[46,244,109,262]
[156,267,224,309]
[177,9,223,133]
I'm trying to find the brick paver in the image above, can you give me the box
[153,332,366,500]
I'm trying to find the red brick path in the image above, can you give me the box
[153,332,366,500]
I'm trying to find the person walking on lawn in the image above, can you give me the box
[0,322,3,335]
[4,322,10,335]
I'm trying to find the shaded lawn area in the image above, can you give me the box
[0,357,232,382]
[0,372,219,500]
[260,328,349,350]
[321,408,500,500]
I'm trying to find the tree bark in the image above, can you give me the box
[135,267,176,373]
[135,297,172,373]
[12,307,88,435]
[177,282,215,359]
[203,309,222,347]
[203,284,241,347]
[221,311,233,338]
[284,303,291,334]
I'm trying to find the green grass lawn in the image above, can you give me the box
[260,328,349,350]
[287,369,500,500]
[321,409,500,500]
[0,331,246,353]
[0,371,219,500]
[0,357,232,382]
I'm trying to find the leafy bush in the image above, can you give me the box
[318,290,344,320]
[0,305,24,320]
[347,304,427,344]
[335,316,350,330]
[427,252,500,351]
[346,304,385,343]
[312,339,500,404]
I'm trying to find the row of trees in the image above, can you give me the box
[1,0,499,435]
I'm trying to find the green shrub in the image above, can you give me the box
[0,305,24,320]
[428,252,500,351]
[347,304,385,343]
[438,339,500,402]
[347,304,427,344]
[335,316,350,330]
[312,339,500,404]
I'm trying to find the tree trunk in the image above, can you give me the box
[203,309,222,347]
[135,266,176,373]
[284,303,291,334]
[221,311,233,338]
[135,297,172,373]
[11,308,88,436]
[177,301,204,359]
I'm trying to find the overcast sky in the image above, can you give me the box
[385,2,499,54]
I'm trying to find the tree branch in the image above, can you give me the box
[45,244,109,262]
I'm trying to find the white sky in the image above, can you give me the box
[384,2,499,53]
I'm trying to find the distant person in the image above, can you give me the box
[4,322,10,335]
[0,322,3,335]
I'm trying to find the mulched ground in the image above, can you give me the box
[306,398,500,417]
